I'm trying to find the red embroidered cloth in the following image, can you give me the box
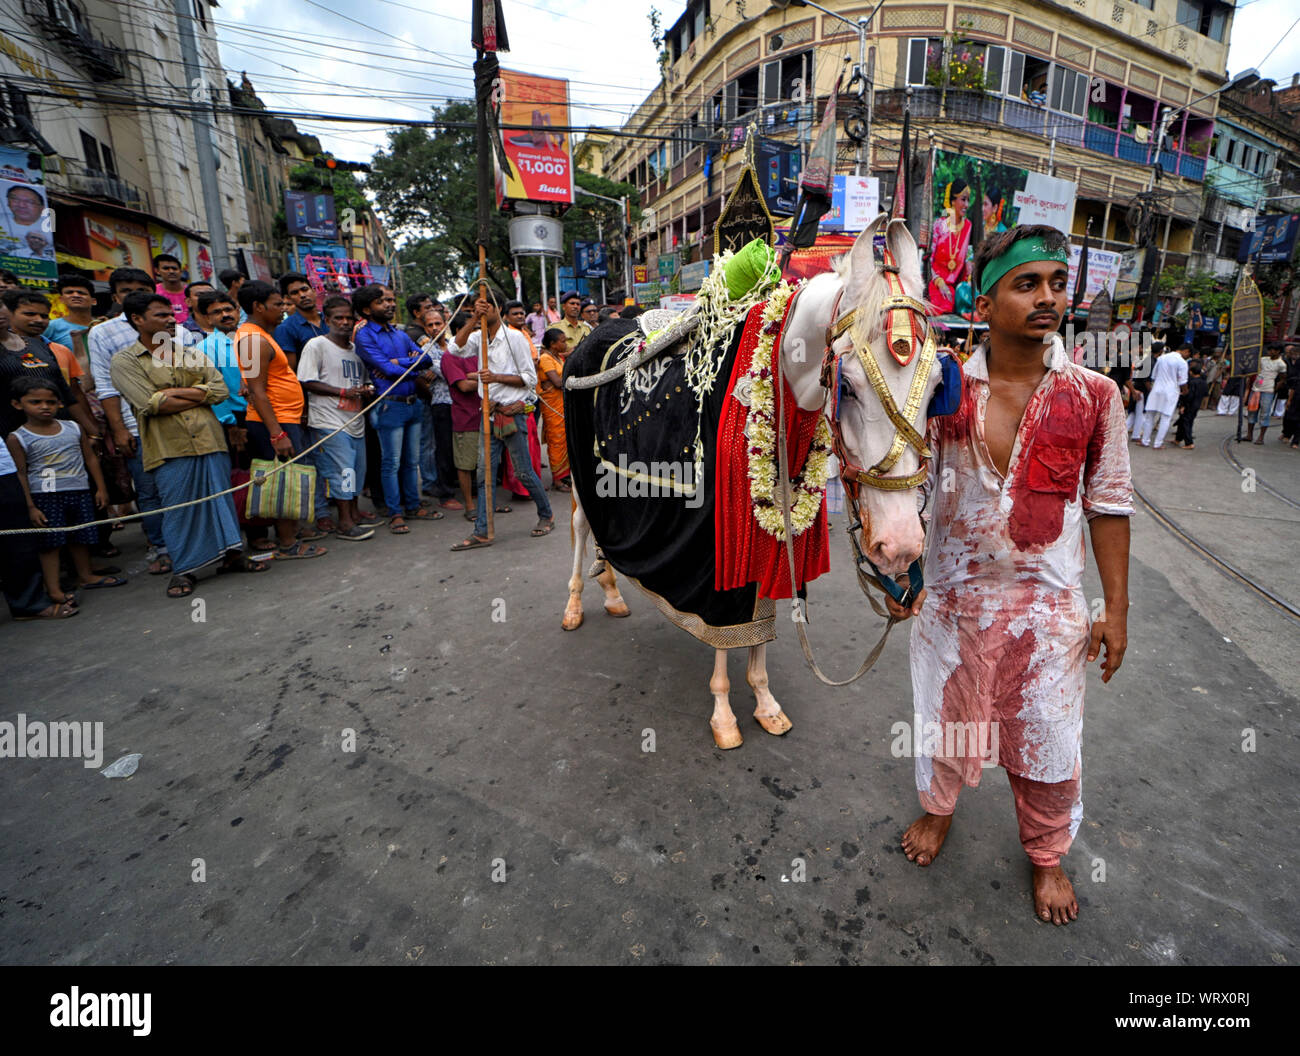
[714,300,830,599]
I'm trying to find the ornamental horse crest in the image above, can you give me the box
[561,215,962,748]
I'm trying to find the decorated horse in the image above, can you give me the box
[560,215,962,748]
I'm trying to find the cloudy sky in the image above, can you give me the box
[211,0,1300,162]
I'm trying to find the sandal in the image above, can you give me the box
[494,503,513,514]
[14,600,79,620]
[297,526,327,542]
[148,554,173,575]
[406,507,444,521]
[553,480,572,492]
[249,538,278,552]
[531,517,555,537]
[218,556,271,574]
[167,574,197,598]
[81,575,128,589]
[451,535,492,551]
[315,518,338,534]
[389,516,411,535]
[274,542,328,560]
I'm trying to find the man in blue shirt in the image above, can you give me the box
[272,272,326,369]
[196,290,247,438]
[45,274,94,349]
[353,284,441,532]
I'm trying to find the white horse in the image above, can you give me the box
[563,215,943,748]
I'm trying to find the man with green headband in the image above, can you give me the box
[886,225,1133,926]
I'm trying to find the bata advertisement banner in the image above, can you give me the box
[497,69,573,205]
[0,146,57,285]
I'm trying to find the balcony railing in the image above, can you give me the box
[870,87,1205,182]
[20,0,124,80]
[45,162,150,213]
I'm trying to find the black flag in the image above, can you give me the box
[471,0,510,53]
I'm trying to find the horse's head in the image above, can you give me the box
[824,214,945,576]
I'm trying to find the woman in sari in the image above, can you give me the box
[982,185,1008,235]
[537,328,571,491]
[928,180,972,314]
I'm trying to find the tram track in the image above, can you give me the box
[1218,434,1300,511]
[1132,443,1300,621]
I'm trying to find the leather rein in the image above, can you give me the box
[775,249,936,686]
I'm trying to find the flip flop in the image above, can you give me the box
[81,575,128,589]
[531,518,555,537]
[389,517,411,535]
[167,574,197,598]
[249,538,277,552]
[405,507,444,520]
[495,504,513,514]
[275,542,328,560]
[297,526,327,541]
[451,535,492,551]
[14,600,79,621]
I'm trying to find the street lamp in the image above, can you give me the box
[575,188,632,303]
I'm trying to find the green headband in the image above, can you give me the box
[977,236,1069,295]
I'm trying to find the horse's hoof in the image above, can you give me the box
[754,709,793,736]
[604,599,630,618]
[711,718,743,750]
[561,609,584,631]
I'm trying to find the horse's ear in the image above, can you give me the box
[845,211,888,295]
[885,218,923,292]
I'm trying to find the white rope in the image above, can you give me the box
[0,292,474,538]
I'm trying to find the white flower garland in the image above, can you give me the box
[743,285,833,540]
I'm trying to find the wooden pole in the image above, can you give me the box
[479,244,494,540]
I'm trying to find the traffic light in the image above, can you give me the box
[313,155,371,173]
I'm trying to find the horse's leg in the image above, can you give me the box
[596,558,630,617]
[562,493,587,631]
[748,642,793,735]
[710,648,743,749]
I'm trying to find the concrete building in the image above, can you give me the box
[1,0,250,288]
[1,0,249,285]
[602,0,1241,315]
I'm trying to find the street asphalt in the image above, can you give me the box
[1,411,1296,965]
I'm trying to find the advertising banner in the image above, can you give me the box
[498,69,574,205]
[285,190,337,240]
[821,175,881,233]
[679,259,710,292]
[0,146,56,285]
[1014,172,1077,235]
[574,239,607,278]
[1238,213,1300,264]
[84,213,152,282]
[754,139,801,216]
[931,150,1077,243]
[1066,244,1121,309]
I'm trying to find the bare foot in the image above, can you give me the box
[901,813,952,866]
[1031,864,1079,925]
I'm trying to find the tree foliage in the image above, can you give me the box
[367,100,514,297]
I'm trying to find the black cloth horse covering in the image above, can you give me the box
[564,318,777,648]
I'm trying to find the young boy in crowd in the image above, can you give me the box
[296,297,377,540]
[6,376,125,603]
[437,333,483,518]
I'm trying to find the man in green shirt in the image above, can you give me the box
[554,290,590,352]
[109,292,267,598]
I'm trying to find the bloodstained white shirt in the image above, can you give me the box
[909,336,1133,785]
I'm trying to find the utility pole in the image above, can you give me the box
[172,0,229,275]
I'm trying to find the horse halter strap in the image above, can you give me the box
[821,247,936,496]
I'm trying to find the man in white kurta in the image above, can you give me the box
[1139,343,1189,448]
[889,227,1133,925]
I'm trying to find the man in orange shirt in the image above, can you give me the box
[234,280,326,560]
